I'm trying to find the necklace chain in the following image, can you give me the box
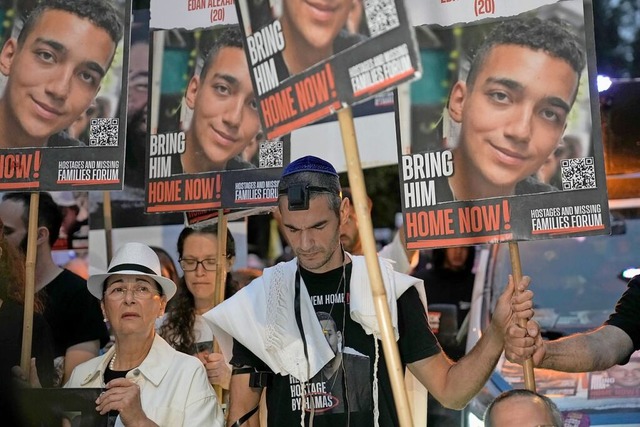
[326,263,346,324]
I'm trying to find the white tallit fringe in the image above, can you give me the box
[300,380,307,427]
[264,263,309,381]
[373,338,380,427]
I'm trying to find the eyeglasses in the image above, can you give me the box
[105,284,160,300]
[179,258,218,272]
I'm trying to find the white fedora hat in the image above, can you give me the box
[87,242,177,301]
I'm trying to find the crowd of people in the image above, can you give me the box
[0,2,635,425]
[0,154,637,427]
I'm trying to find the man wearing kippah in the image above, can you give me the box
[205,155,525,426]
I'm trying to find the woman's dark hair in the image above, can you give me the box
[158,225,237,354]
[431,246,476,273]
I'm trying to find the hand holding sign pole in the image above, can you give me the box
[213,209,228,403]
[508,242,536,391]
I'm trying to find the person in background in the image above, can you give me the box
[505,274,638,376]
[158,225,238,389]
[231,267,263,289]
[415,246,476,336]
[413,246,476,427]
[50,191,82,250]
[0,192,109,386]
[150,246,180,312]
[0,216,54,387]
[339,187,418,273]
[65,242,223,426]
[483,389,562,427]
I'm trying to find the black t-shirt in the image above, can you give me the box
[39,269,110,358]
[416,268,474,327]
[47,131,84,147]
[169,152,256,175]
[605,276,640,362]
[0,299,55,387]
[435,173,558,203]
[232,262,440,426]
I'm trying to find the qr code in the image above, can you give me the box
[259,140,283,168]
[364,0,400,37]
[560,157,596,190]
[89,118,119,146]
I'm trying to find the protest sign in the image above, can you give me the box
[146,5,289,214]
[396,0,610,249]
[0,0,131,192]
[234,0,420,139]
[588,355,640,400]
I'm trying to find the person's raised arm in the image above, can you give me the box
[505,272,636,372]
[409,275,532,409]
[507,321,634,372]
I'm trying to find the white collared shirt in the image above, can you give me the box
[65,334,223,427]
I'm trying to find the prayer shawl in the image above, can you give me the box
[204,254,429,424]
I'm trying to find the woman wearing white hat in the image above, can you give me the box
[64,242,223,427]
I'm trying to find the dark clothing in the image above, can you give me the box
[0,299,55,387]
[170,152,255,175]
[605,276,640,363]
[232,262,440,426]
[333,29,366,53]
[413,265,473,427]
[435,172,558,203]
[39,269,110,383]
[308,352,372,415]
[415,268,474,329]
[47,131,84,147]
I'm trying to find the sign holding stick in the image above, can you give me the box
[102,192,114,265]
[213,209,228,403]
[20,193,39,377]
[339,107,414,426]
[508,241,536,392]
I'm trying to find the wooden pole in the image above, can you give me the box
[338,107,413,427]
[213,210,228,403]
[508,241,536,392]
[103,191,114,265]
[20,192,40,377]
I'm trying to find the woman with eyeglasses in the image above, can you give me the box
[65,242,223,426]
[158,225,238,389]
